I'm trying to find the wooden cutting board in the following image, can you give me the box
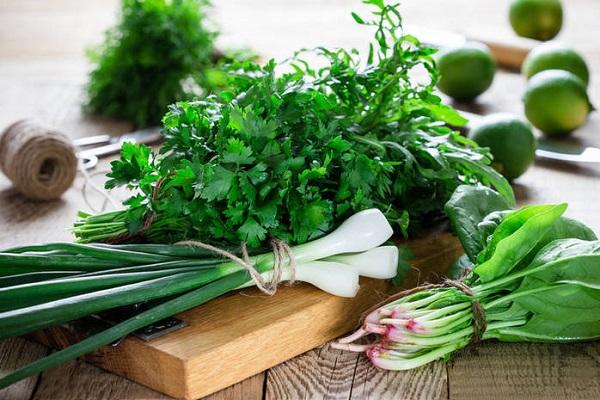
[29,227,462,400]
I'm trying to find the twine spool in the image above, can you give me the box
[0,119,77,200]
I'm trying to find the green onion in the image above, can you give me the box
[0,209,398,389]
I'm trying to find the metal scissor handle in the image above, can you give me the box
[77,151,99,170]
[73,127,162,170]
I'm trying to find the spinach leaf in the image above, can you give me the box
[474,204,567,282]
[444,153,516,207]
[538,217,597,248]
[519,239,600,289]
[491,314,600,342]
[444,185,512,262]
[513,280,600,322]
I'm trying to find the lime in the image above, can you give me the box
[469,113,536,180]
[523,69,592,136]
[436,42,496,101]
[509,0,563,41]
[523,42,590,86]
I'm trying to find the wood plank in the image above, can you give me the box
[28,357,262,400]
[0,338,48,400]
[30,359,170,400]
[448,342,600,400]
[266,345,448,400]
[350,357,447,400]
[204,374,264,400]
[265,346,361,399]
[11,348,264,400]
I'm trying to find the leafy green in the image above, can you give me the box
[474,204,568,282]
[338,195,600,370]
[84,0,217,127]
[74,1,513,247]
[494,315,600,343]
[445,185,512,262]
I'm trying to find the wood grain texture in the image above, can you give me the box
[266,345,448,400]
[265,346,361,399]
[1,0,600,399]
[203,374,264,400]
[0,338,49,400]
[30,359,171,400]
[448,342,600,400]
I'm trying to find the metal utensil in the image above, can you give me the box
[536,139,600,163]
[74,127,162,169]
[459,111,600,164]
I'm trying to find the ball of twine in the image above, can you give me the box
[0,119,77,200]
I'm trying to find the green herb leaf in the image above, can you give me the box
[75,1,514,247]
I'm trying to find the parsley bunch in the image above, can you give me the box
[74,0,514,248]
[84,0,216,127]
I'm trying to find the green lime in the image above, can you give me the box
[436,43,496,101]
[469,113,536,180]
[523,69,592,136]
[509,0,563,41]
[523,42,590,86]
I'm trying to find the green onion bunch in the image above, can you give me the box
[334,186,600,369]
[0,209,397,389]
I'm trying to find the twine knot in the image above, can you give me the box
[175,238,297,296]
[441,279,487,345]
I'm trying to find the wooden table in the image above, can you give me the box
[1,0,600,398]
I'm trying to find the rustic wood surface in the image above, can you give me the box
[1,0,600,399]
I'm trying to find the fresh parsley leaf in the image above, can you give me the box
[75,1,513,248]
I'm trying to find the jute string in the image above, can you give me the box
[0,119,77,200]
[79,166,120,212]
[175,239,297,295]
[361,279,487,345]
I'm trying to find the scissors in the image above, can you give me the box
[74,127,162,169]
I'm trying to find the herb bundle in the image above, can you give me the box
[0,209,398,388]
[84,0,217,127]
[74,1,513,247]
[334,186,600,369]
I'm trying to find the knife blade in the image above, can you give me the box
[459,111,600,164]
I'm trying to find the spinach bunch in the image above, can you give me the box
[74,1,513,247]
[335,185,600,370]
[448,185,599,343]
[84,0,216,127]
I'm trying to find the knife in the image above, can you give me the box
[459,111,600,164]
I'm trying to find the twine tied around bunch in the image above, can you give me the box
[361,278,487,345]
[175,238,297,296]
[0,119,77,200]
